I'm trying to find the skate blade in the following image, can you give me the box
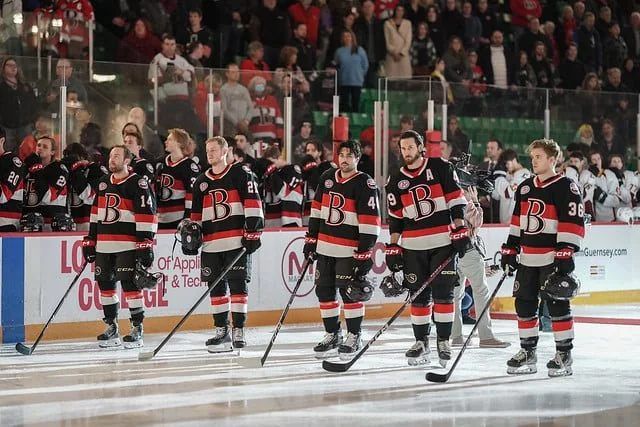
[507,365,537,375]
[314,348,338,360]
[338,351,358,361]
[98,339,122,348]
[548,367,572,377]
[123,340,144,349]
[207,344,234,354]
[407,355,429,366]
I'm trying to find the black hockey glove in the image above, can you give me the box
[25,153,41,169]
[353,250,373,278]
[588,164,600,177]
[81,236,96,263]
[593,186,607,203]
[303,234,317,261]
[554,247,575,275]
[500,244,519,276]
[242,230,262,254]
[136,240,154,268]
[450,225,471,258]
[384,243,404,272]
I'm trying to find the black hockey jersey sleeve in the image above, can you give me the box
[133,176,158,241]
[308,169,331,238]
[385,176,405,235]
[355,176,381,252]
[0,154,26,204]
[554,179,585,251]
[236,166,264,232]
[183,159,200,220]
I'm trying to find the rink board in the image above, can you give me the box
[0,224,638,343]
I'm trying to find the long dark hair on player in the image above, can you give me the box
[338,140,362,159]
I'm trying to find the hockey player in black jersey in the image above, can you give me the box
[500,139,585,377]
[123,131,156,190]
[22,136,69,230]
[82,145,158,349]
[189,136,264,352]
[156,128,200,229]
[384,130,470,367]
[300,140,336,224]
[304,140,381,360]
[0,126,25,231]
[63,143,108,231]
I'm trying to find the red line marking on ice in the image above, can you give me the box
[492,312,640,326]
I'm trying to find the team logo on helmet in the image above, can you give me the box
[406,273,417,284]
[202,267,212,277]
[99,182,107,191]
[513,280,520,292]
[398,180,410,190]
[95,266,102,276]
[324,179,334,189]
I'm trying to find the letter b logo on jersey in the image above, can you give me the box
[327,192,346,225]
[209,189,231,222]
[524,199,546,234]
[103,193,122,224]
[409,185,436,220]
[159,174,174,201]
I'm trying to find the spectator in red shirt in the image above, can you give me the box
[375,0,399,21]
[288,0,321,48]
[509,0,541,39]
[116,19,162,64]
[240,41,272,87]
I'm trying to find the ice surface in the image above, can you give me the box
[0,305,639,427]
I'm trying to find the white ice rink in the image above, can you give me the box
[0,305,639,427]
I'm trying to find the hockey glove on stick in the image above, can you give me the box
[136,240,154,268]
[500,244,519,276]
[554,247,575,275]
[242,230,262,254]
[384,243,404,272]
[303,234,318,261]
[450,225,471,258]
[82,237,96,263]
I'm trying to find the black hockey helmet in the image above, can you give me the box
[51,213,76,231]
[345,276,374,302]
[20,212,44,232]
[541,272,581,301]
[177,219,202,256]
[134,261,164,290]
[379,273,405,298]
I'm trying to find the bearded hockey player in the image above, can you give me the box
[501,139,585,377]
[303,140,381,360]
[384,130,470,367]
[82,145,157,349]
[189,136,264,352]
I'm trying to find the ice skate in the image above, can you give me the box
[313,331,342,359]
[405,339,430,366]
[206,326,234,353]
[97,320,121,348]
[507,348,538,374]
[436,338,451,368]
[479,337,511,348]
[123,322,144,349]
[232,327,246,349]
[338,332,362,361]
[547,350,573,377]
[451,335,464,347]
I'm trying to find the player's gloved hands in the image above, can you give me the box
[81,236,96,263]
[588,165,600,177]
[241,230,262,254]
[500,244,519,276]
[554,247,575,275]
[593,186,607,203]
[136,239,154,268]
[450,225,471,258]
[385,243,404,272]
[353,250,373,277]
[303,234,317,261]
[25,153,41,169]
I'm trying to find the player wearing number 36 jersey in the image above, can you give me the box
[501,139,585,377]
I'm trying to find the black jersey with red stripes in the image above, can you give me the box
[263,164,304,227]
[309,168,381,258]
[301,159,336,218]
[155,154,200,227]
[191,163,264,253]
[23,160,69,223]
[385,157,467,251]
[89,172,157,254]
[69,161,108,228]
[0,151,26,230]
[130,157,156,190]
[506,174,585,267]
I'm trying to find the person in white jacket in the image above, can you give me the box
[491,149,531,224]
[590,151,631,222]
[609,154,637,208]
[451,186,510,348]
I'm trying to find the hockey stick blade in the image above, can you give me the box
[425,372,448,383]
[235,357,264,368]
[137,350,156,361]
[15,342,33,356]
[322,359,353,373]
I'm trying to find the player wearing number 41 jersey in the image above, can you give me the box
[501,139,585,378]
[304,140,381,361]
[384,130,470,367]
[82,145,158,349]
[189,136,264,353]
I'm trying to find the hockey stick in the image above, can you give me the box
[16,261,88,355]
[322,253,455,373]
[138,248,247,361]
[237,257,313,368]
[426,269,509,383]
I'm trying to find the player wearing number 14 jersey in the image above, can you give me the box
[500,139,584,377]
